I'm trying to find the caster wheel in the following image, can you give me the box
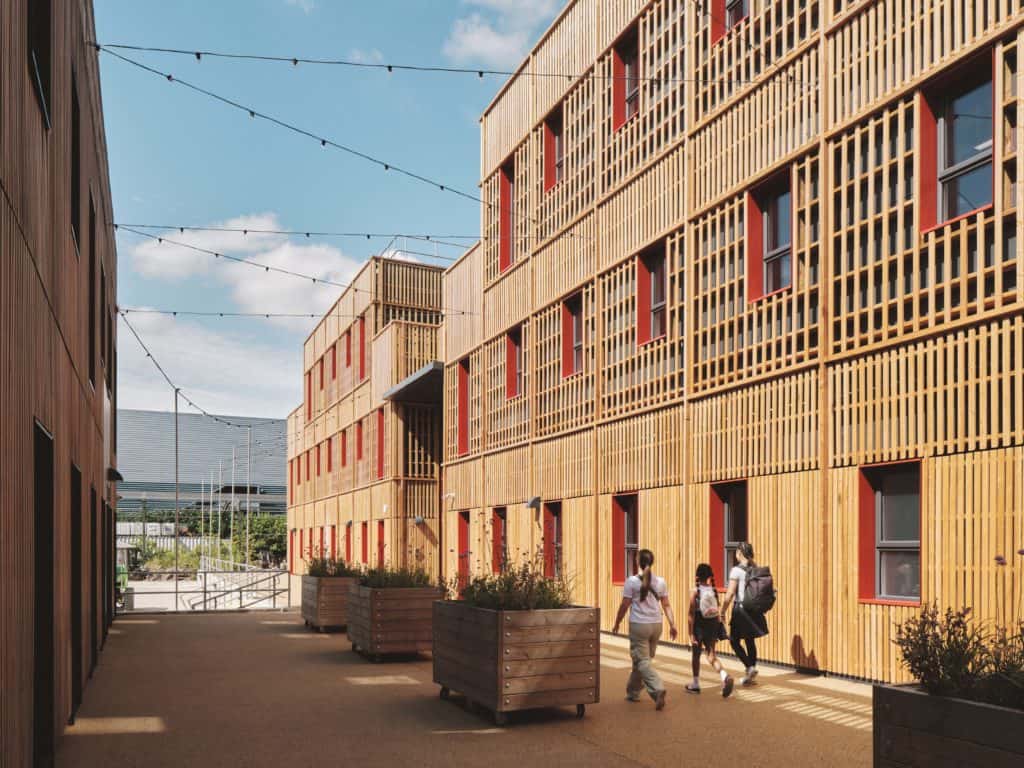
[439,686,450,701]
[576,704,586,719]
[493,711,507,726]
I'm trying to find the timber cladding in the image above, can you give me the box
[347,586,445,656]
[432,602,600,718]
[3,0,119,765]
[440,0,1024,684]
[301,576,359,630]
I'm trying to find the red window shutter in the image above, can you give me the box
[637,255,652,345]
[361,522,368,564]
[505,331,519,399]
[377,520,385,567]
[357,421,363,460]
[457,359,470,455]
[858,470,876,600]
[376,408,385,479]
[543,120,557,192]
[316,444,321,476]
[710,0,726,45]
[358,316,366,380]
[491,510,503,574]
[457,512,470,590]
[746,190,765,303]
[499,165,513,271]
[327,436,333,473]
[612,47,626,130]
[305,451,310,481]
[708,487,725,587]
[345,330,351,366]
[543,507,556,578]
[918,91,938,232]
[341,430,347,467]
[611,498,625,584]
[345,525,351,562]
[331,345,337,380]
[319,358,324,389]
[319,526,325,557]
[296,458,300,487]
[561,301,574,377]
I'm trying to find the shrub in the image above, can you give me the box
[306,554,360,578]
[895,604,1024,710]
[452,558,572,611]
[359,566,436,589]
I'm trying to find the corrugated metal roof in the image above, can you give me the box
[116,409,286,486]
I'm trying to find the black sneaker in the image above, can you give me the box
[685,683,701,694]
[655,689,667,710]
[722,677,734,698]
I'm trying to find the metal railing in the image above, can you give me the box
[116,566,290,613]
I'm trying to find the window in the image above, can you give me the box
[305,372,312,421]
[747,173,792,301]
[613,28,639,130]
[377,520,385,567]
[561,294,583,377]
[361,521,368,564]
[27,0,52,128]
[356,420,364,460]
[305,450,310,481]
[326,436,333,473]
[938,77,993,221]
[611,494,638,584]
[710,481,747,586]
[345,330,352,367]
[330,525,337,560]
[316,444,321,476]
[492,508,507,574]
[505,327,522,399]
[859,463,921,602]
[330,344,337,380]
[88,199,96,385]
[637,245,667,344]
[319,357,324,390]
[710,0,748,45]
[376,408,385,479]
[457,357,470,456]
[544,108,564,191]
[71,72,80,248]
[726,0,748,28]
[499,160,515,271]
[341,430,348,467]
[358,315,366,380]
[458,511,470,590]
[543,502,563,579]
[345,524,352,562]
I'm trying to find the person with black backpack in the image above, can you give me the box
[685,563,734,697]
[719,542,774,686]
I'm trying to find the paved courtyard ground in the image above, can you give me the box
[59,610,872,767]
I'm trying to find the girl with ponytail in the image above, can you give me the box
[719,542,769,686]
[686,563,733,697]
[612,549,677,710]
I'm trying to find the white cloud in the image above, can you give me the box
[118,310,304,418]
[286,0,315,14]
[443,1,562,69]
[349,48,384,64]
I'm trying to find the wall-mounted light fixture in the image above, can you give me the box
[414,515,425,525]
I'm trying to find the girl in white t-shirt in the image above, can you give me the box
[719,542,769,685]
[612,549,678,710]
[686,563,734,697]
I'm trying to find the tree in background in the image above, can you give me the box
[231,515,287,567]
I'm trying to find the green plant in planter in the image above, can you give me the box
[359,565,436,589]
[306,553,360,578]
[451,558,572,611]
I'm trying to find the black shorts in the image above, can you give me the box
[692,616,727,651]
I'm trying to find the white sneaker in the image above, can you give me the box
[741,668,759,686]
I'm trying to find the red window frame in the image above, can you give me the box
[319,526,325,558]
[858,460,922,605]
[561,294,583,378]
[505,327,522,399]
[345,330,352,367]
[499,160,515,272]
[356,420,364,461]
[709,481,748,589]
[326,436,333,473]
[710,0,749,46]
[358,315,366,380]
[457,511,470,591]
[330,344,337,380]
[341,429,348,467]
[377,520,385,567]
[457,358,470,456]
[319,357,324,390]
[746,169,792,303]
[611,494,638,585]
[316,444,321,477]
[613,27,639,131]
[361,521,368,564]
[543,107,564,192]
[345,524,352,562]
[330,525,337,560]
[919,52,994,233]
[305,450,310,481]
[491,507,507,574]
[376,408,385,480]
[543,502,562,579]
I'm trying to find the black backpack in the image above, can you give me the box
[741,565,776,614]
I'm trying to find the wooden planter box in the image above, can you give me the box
[432,601,600,725]
[301,576,358,631]
[874,684,1024,767]
[347,585,445,658]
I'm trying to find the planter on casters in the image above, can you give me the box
[347,584,445,659]
[873,683,1024,767]
[301,575,358,631]
[432,601,600,725]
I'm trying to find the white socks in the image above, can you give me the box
[692,676,700,687]
[719,669,728,681]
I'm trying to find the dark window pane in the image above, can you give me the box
[880,551,920,599]
[726,489,747,542]
[765,252,791,293]
[948,81,993,167]
[768,190,792,251]
[880,471,919,542]
[943,162,992,217]
[651,306,666,338]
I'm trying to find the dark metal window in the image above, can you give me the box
[649,253,666,338]
[503,161,516,265]
[874,466,921,601]
[763,187,792,294]
[552,508,563,579]
[726,0,748,28]
[938,78,993,220]
[623,43,639,121]
[27,0,52,128]
[570,297,583,373]
[620,495,639,578]
[494,507,508,572]
[507,327,522,398]
[722,482,748,579]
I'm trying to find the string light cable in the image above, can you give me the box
[93,41,815,88]
[118,309,282,429]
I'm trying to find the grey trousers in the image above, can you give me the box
[627,621,664,699]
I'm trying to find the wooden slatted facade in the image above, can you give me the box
[1,0,119,764]
[442,0,1024,683]
[286,259,444,597]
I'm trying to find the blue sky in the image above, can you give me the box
[102,0,561,417]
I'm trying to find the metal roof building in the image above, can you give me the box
[117,409,286,515]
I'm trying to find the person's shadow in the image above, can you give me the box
[791,634,820,672]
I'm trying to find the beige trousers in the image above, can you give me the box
[627,621,664,699]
